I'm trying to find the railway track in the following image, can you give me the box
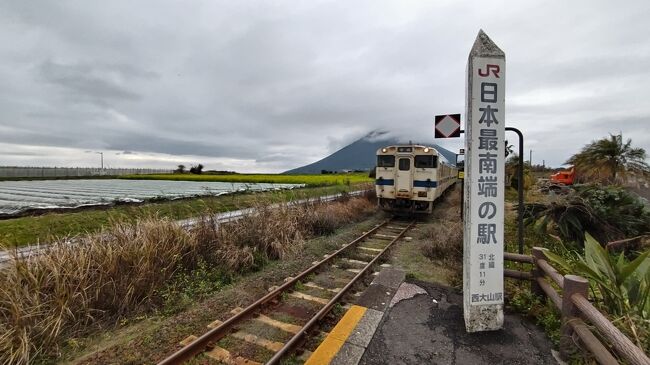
[158,218,415,365]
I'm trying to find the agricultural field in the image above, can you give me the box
[119,172,372,186]
[0,183,370,248]
[0,179,301,216]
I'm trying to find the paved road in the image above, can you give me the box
[361,280,556,365]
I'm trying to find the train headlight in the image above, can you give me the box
[423,147,430,153]
[381,148,387,153]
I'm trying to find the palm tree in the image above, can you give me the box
[566,133,648,183]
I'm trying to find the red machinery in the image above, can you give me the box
[550,166,575,185]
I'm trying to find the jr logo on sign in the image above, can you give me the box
[478,64,500,78]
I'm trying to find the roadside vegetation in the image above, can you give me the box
[416,188,463,286]
[390,185,463,286]
[567,133,648,184]
[119,172,372,186]
[0,183,370,248]
[525,184,650,245]
[505,133,650,359]
[544,234,649,350]
[0,194,376,364]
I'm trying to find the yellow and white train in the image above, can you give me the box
[375,145,457,214]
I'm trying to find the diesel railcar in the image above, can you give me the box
[375,145,457,214]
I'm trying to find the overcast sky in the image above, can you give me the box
[1,0,649,172]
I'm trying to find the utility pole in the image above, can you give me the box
[96,152,104,169]
[529,149,532,167]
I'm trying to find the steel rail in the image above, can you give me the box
[265,220,415,365]
[157,218,392,365]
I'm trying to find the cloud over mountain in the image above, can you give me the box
[0,1,648,172]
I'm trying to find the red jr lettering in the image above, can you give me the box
[478,64,500,78]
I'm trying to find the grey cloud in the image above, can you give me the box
[0,0,649,171]
[39,61,143,105]
[102,132,261,160]
[0,150,42,157]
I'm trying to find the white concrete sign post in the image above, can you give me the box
[463,30,506,332]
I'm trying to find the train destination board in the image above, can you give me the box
[463,30,506,332]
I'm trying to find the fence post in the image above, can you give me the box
[560,274,589,361]
[530,247,545,299]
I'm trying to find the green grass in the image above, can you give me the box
[119,172,372,186]
[0,184,369,248]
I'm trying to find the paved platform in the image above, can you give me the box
[306,268,557,365]
[305,268,404,365]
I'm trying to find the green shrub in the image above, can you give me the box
[544,233,649,318]
[159,259,231,315]
[577,184,650,238]
[524,184,650,245]
[543,233,649,350]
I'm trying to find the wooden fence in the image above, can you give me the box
[504,249,649,365]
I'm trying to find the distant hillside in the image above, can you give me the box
[284,131,457,174]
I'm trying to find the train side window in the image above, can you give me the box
[377,155,395,167]
[414,155,438,168]
[398,158,410,171]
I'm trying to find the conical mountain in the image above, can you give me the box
[284,131,457,174]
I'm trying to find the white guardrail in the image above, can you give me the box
[0,190,369,266]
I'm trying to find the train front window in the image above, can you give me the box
[415,155,438,168]
[377,155,395,167]
[398,158,410,171]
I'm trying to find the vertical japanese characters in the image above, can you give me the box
[464,30,506,332]
[468,58,505,306]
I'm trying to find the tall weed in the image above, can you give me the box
[0,195,375,364]
[543,233,650,350]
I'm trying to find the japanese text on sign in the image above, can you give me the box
[467,57,505,306]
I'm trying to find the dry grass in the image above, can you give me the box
[419,188,463,262]
[0,196,374,365]
[417,187,464,286]
[418,220,463,262]
[387,185,463,286]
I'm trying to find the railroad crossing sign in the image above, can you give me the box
[435,114,461,138]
